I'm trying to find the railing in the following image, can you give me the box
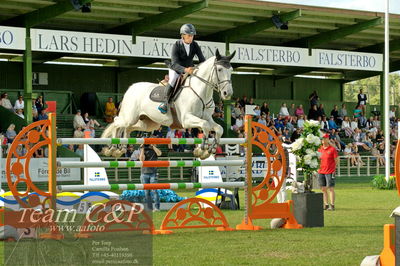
[335,155,395,177]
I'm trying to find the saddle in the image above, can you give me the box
[149,72,190,103]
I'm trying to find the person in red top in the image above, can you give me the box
[318,133,339,211]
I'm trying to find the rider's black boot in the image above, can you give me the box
[158,84,173,114]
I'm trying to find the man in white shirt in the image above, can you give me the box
[389,107,396,121]
[14,96,24,110]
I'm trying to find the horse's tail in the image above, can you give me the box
[101,121,117,139]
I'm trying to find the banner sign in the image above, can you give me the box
[0,157,81,183]
[229,43,382,71]
[0,26,25,50]
[0,26,383,71]
[31,28,224,60]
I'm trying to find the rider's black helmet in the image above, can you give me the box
[180,24,196,35]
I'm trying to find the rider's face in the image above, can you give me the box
[182,34,194,44]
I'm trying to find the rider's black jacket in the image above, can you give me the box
[170,39,206,74]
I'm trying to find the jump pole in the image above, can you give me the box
[57,137,246,145]
[58,182,245,192]
[57,160,245,168]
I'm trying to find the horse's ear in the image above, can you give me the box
[227,50,236,61]
[215,49,222,60]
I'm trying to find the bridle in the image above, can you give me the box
[181,59,232,117]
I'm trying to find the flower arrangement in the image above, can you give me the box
[371,174,396,190]
[291,120,322,192]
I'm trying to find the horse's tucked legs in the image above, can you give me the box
[208,119,224,155]
[183,114,212,159]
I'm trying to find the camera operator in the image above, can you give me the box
[139,143,162,212]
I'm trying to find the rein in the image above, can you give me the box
[181,60,231,118]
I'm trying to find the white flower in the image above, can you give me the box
[304,154,313,164]
[292,138,304,151]
[310,159,319,169]
[306,134,315,144]
[316,151,321,158]
[307,120,320,127]
[312,136,321,146]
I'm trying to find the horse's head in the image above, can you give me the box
[214,49,236,100]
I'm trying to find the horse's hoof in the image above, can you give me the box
[210,148,216,154]
[200,150,210,160]
[193,147,201,157]
[104,148,112,157]
[101,147,108,155]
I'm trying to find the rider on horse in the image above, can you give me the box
[158,23,206,114]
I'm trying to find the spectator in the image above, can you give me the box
[258,113,267,126]
[330,105,339,121]
[152,126,164,138]
[357,89,367,115]
[232,114,244,131]
[343,143,358,167]
[35,95,44,114]
[232,103,242,121]
[166,128,175,151]
[248,98,255,105]
[16,109,24,119]
[32,99,38,121]
[350,143,364,166]
[34,147,45,158]
[125,145,135,158]
[353,128,371,151]
[105,97,117,123]
[74,126,85,138]
[139,143,162,211]
[328,116,338,130]
[389,107,397,122]
[130,146,141,161]
[320,116,329,131]
[253,105,261,117]
[308,104,319,120]
[260,102,269,116]
[279,103,290,118]
[73,110,86,130]
[351,117,359,131]
[372,116,381,129]
[75,145,84,157]
[318,133,338,211]
[15,144,27,157]
[14,95,24,111]
[0,93,13,111]
[332,129,345,151]
[239,96,249,108]
[295,104,304,117]
[309,90,319,107]
[38,109,48,121]
[341,116,354,137]
[290,127,301,142]
[288,103,296,117]
[174,129,184,152]
[297,115,305,129]
[371,143,385,166]
[337,103,347,125]
[83,112,101,128]
[353,105,365,126]
[317,103,326,118]
[6,124,17,144]
[282,128,291,144]
[376,129,384,143]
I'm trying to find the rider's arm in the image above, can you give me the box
[152,145,162,156]
[170,41,186,74]
[194,41,206,63]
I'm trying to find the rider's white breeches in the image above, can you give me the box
[168,69,180,87]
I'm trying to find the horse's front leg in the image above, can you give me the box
[208,120,223,155]
[181,114,212,159]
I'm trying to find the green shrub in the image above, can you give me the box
[371,174,396,190]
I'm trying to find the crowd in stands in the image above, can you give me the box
[228,89,399,166]
[0,92,49,122]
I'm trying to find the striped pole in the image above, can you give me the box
[58,182,245,192]
[57,137,246,145]
[57,159,245,168]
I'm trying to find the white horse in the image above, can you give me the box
[102,49,236,159]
